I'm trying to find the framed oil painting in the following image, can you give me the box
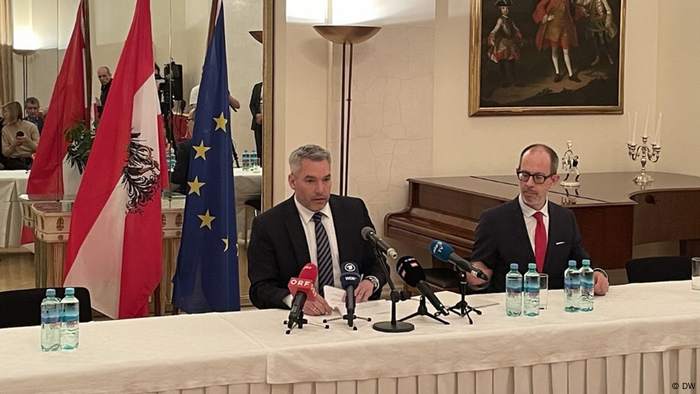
[469,0,626,116]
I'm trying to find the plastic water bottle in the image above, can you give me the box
[168,147,176,172]
[250,149,259,171]
[523,263,540,316]
[242,149,250,171]
[60,288,80,350]
[564,260,581,313]
[579,259,594,312]
[40,289,61,352]
[505,263,522,317]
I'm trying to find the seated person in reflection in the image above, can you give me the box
[247,144,386,315]
[170,109,195,194]
[467,144,609,295]
[24,97,44,134]
[1,101,40,170]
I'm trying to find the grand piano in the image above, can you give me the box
[385,172,700,270]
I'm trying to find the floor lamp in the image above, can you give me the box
[313,25,380,196]
[12,49,37,106]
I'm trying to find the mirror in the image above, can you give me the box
[7,1,274,303]
[11,0,273,218]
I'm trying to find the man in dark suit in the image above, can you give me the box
[249,82,263,164]
[468,144,609,294]
[247,144,386,314]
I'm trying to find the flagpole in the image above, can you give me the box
[83,0,92,126]
[206,0,219,46]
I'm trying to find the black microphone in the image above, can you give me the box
[395,256,449,316]
[287,263,318,328]
[429,240,489,281]
[340,261,361,325]
[361,227,398,259]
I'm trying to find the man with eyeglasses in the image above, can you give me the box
[467,144,609,295]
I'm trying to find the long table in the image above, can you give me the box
[2,281,700,393]
[0,170,29,247]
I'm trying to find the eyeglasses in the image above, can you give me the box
[517,170,553,184]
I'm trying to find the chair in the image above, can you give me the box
[625,256,692,283]
[244,195,262,248]
[0,287,92,329]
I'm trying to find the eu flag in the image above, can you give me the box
[172,3,239,312]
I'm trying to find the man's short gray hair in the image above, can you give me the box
[289,144,332,175]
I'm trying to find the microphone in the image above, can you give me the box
[395,256,449,316]
[429,240,489,281]
[340,261,361,324]
[287,263,318,328]
[361,227,398,259]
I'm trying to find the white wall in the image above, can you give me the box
[270,0,700,264]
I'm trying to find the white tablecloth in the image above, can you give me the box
[2,281,699,393]
[0,170,29,247]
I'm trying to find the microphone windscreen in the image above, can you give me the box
[430,240,454,262]
[361,226,374,241]
[299,263,318,280]
[395,256,426,287]
[339,261,361,290]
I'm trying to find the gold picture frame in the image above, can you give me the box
[469,0,626,116]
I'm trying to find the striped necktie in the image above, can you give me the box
[313,212,334,295]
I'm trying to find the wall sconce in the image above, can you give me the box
[313,25,380,196]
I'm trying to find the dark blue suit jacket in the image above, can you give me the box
[247,194,386,309]
[471,197,591,292]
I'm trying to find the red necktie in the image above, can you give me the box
[533,211,547,272]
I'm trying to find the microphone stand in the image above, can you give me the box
[448,270,482,324]
[284,311,330,334]
[324,308,371,331]
[399,295,449,325]
[371,246,414,333]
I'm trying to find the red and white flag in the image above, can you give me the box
[64,0,165,319]
[22,1,86,245]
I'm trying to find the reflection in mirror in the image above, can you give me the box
[4,1,274,301]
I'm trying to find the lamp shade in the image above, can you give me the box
[313,25,381,45]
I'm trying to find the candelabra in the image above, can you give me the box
[627,136,661,185]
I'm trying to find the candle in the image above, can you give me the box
[643,105,650,138]
[627,112,632,143]
[655,112,662,146]
[633,111,638,143]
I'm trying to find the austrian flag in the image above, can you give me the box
[64,0,165,319]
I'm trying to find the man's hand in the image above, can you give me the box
[302,295,333,316]
[255,113,263,125]
[354,279,375,303]
[593,271,609,295]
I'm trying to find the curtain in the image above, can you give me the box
[0,0,12,105]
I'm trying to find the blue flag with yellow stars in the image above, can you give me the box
[172,3,239,313]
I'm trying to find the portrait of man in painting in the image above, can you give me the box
[469,0,625,116]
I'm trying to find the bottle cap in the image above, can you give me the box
[582,259,591,266]
[510,263,519,270]
[46,289,56,297]
[568,260,577,267]
[528,263,536,270]
[65,287,75,296]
